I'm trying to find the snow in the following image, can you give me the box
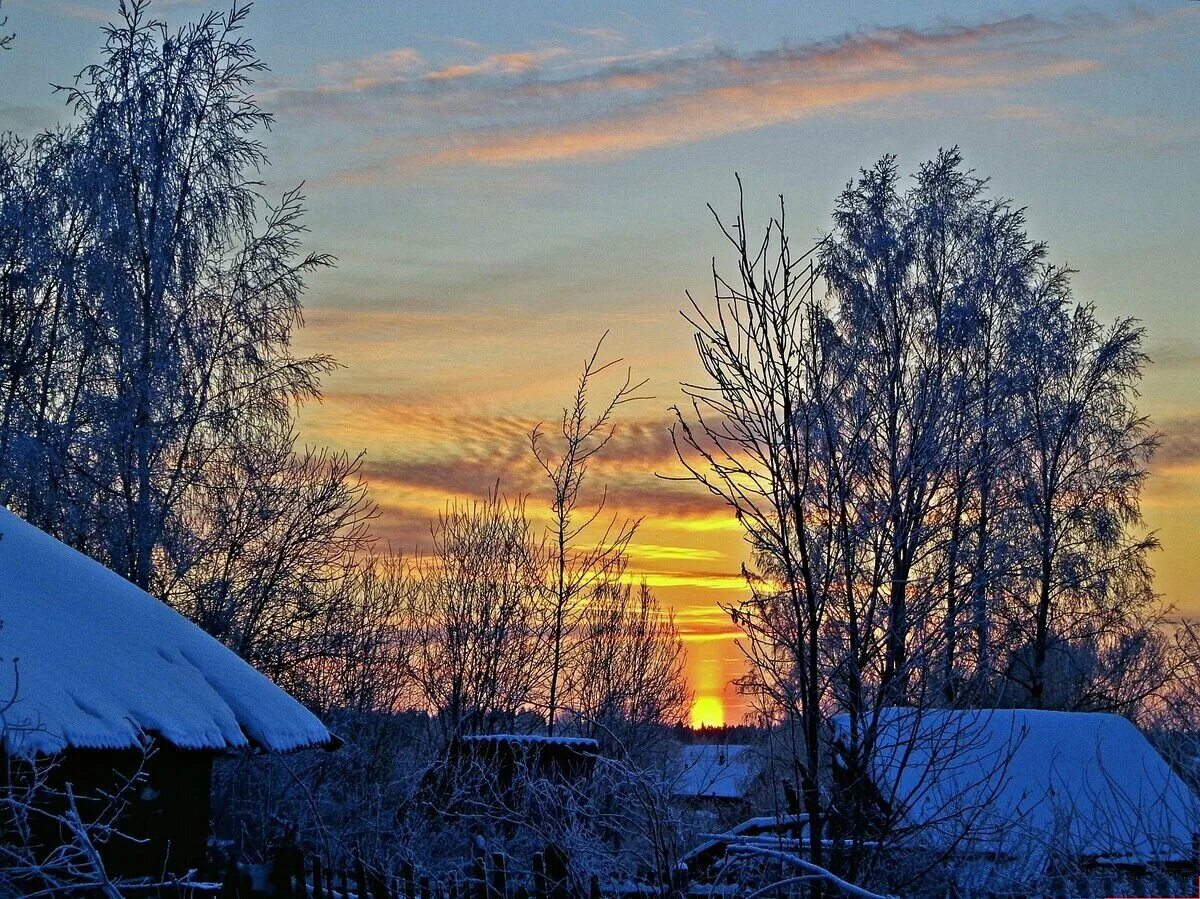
[682,814,809,869]
[832,708,1199,866]
[0,506,335,756]
[460,734,599,749]
[674,744,757,799]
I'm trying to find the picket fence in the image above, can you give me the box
[211,839,658,899]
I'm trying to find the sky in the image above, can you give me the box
[2,0,1198,727]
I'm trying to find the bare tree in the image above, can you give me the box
[403,491,548,738]
[530,335,648,734]
[171,434,377,702]
[670,179,841,879]
[566,579,690,747]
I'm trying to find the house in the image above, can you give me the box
[0,506,337,878]
[831,708,1199,882]
[673,743,759,805]
[670,742,772,838]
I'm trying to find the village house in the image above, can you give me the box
[831,708,1200,889]
[0,506,337,879]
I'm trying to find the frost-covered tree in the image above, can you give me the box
[0,1,374,690]
[403,492,548,738]
[566,579,689,747]
[675,150,1163,888]
[1000,301,1159,709]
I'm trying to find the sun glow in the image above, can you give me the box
[690,695,725,729]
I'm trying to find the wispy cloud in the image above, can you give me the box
[257,8,1200,182]
[423,48,570,82]
[314,48,425,93]
[1156,414,1200,472]
[556,25,627,46]
[405,59,1093,169]
[288,15,1103,181]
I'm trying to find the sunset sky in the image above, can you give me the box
[4,0,1198,726]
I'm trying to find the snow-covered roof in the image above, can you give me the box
[0,506,335,756]
[460,733,599,750]
[674,744,758,799]
[832,708,1199,866]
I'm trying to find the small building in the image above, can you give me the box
[0,506,337,879]
[831,708,1199,886]
[453,733,600,784]
[425,733,600,825]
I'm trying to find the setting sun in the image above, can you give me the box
[690,696,725,729]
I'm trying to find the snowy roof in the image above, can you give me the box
[0,506,335,756]
[460,734,599,750]
[460,729,604,748]
[832,708,1199,866]
[674,744,758,799]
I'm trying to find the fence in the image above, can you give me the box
[214,838,655,899]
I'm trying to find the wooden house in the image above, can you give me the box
[0,505,337,879]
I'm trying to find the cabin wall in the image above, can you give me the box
[2,743,214,879]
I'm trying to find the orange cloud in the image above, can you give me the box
[424,48,570,81]
[316,15,1112,181]
[406,59,1095,169]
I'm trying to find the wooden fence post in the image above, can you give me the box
[371,866,393,899]
[472,837,488,899]
[293,851,310,899]
[311,856,325,899]
[670,862,689,899]
[403,860,416,899]
[543,843,569,899]
[271,857,296,899]
[531,852,547,899]
[354,853,370,899]
[220,857,242,899]
[489,852,508,899]
[420,873,432,899]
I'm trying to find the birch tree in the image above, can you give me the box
[675,150,1163,884]
[1002,301,1159,708]
[0,2,375,694]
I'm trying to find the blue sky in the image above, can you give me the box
[3,0,1198,722]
